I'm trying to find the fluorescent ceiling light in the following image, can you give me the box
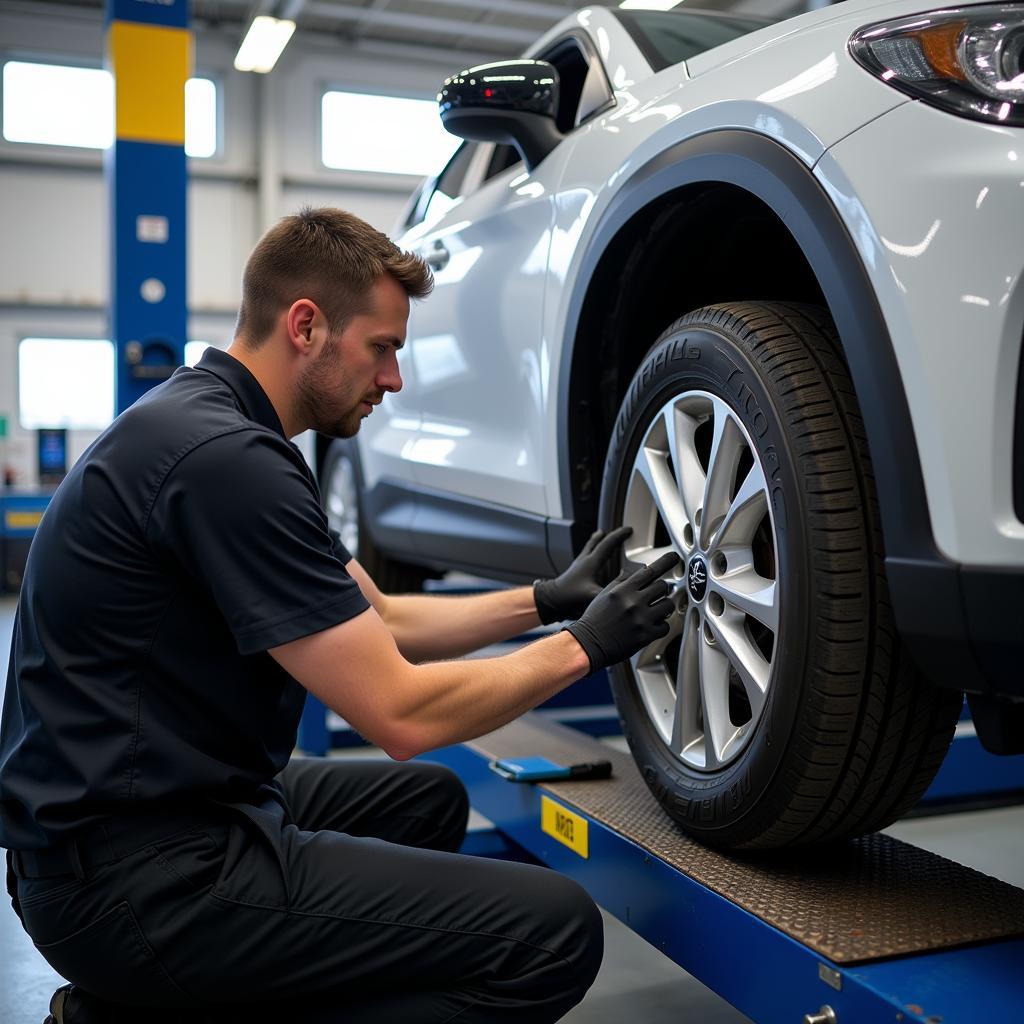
[619,1,685,9]
[234,16,296,73]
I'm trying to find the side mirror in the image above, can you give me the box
[438,60,563,173]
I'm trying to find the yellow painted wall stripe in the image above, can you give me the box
[541,795,589,859]
[108,21,192,145]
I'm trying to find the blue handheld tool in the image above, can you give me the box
[489,756,612,782]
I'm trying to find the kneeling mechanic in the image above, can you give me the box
[0,207,678,1023]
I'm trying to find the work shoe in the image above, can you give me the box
[43,983,113,1024]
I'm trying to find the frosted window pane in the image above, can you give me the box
[19,339,115,430]
[185,78,217,158]
[184,341,210,367]
[3,62,216,157]
[321,91,459,176]
[3,62,113,149]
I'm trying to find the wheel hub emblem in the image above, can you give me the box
[687,557,708,602]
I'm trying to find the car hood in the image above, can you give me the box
[685,0,1008,79]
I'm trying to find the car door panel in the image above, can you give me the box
[399,159,557,517]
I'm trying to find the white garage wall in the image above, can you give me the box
[0,2,478,486]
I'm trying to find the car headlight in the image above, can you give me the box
[850,4,1024,126]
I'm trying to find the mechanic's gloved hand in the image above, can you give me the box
[564,550,681,673]
[533,526,633,624]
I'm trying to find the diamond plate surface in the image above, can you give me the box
[470,715,1024,964]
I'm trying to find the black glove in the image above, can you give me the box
[564,551,681,673]
[533,526,633,625]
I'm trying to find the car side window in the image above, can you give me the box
[545,35,614,132]
[483,144,522,182]
[410,142,478,227]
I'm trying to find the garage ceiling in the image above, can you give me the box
[31,0,810,58]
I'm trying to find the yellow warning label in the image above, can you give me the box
[541,796,588,859]
[5,510,42,530]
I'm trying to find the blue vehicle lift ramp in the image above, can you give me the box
[428,713,1024,1024]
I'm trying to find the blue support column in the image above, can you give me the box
[106,0,190,414]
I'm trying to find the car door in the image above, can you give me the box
[396,34,614,521]
[396,141,552,516]
[355,146,476,498]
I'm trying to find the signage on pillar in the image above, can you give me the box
[105,0,191,414]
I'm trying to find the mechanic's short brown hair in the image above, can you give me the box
[235,207,433,347]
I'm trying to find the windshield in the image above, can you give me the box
[614,9,776,72]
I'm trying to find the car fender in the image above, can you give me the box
[554,127,935,573]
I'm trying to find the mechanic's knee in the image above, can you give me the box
[531,870,604,1005]
[417,761,469,851]
[562,877,604,998]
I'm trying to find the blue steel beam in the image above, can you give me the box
[920,710,1024,805]
[106,0,190,414]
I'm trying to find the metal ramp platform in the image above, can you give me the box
[430,713,1024,1024]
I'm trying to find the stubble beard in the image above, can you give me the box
[295,334,363,439]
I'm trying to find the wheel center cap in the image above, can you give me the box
[687,556,708,602]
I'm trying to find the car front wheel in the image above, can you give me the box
[598,302,962,849]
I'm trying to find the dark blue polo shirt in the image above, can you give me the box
[0,348,370,850]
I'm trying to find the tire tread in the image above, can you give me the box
[617,301,960,848]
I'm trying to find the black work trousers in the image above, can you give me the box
[8,757,603,1022]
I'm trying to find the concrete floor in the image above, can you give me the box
[1,593,1022,1023]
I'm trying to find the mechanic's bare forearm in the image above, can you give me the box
[382,587,543,662]
[387,629,591,758]
[271,604,589,760]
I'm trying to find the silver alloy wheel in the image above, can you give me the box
[324,453,360,555]
[622,389,779,772]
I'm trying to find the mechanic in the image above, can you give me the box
[1,207,678,1023]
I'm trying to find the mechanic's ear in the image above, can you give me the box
[286,299,322,354]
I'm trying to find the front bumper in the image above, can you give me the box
[817,100,1024,568]
[888,558,1024,703]
[817,96,1024,734]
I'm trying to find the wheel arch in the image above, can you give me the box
[559,128,936,571]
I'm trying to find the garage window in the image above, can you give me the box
[321,90,459,176]
[185,340,210,366]
[2,61,219,157]
[18,339,211,430]
[18,338,115,430]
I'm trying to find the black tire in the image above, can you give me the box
[599,302,962,849]
[320,440,437,594]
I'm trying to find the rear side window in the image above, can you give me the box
[614,10,774,71]
[544,35,613,133]
[484,144,521,182]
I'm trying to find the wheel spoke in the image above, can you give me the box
[712,568,778,634]
[698,624,734,770]
[708,459,768,552]
[700,399,746,549]
[663,404,705,537]
[631,444,690,555]
[631,611,685,747]
[670,610,700,753]
[619,387,780,773]
[623,543,678,575]
[631,608,684,672]
[704,613,769,720]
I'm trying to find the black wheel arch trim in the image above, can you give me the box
[557,128,1021,707]
[558,128,933,564]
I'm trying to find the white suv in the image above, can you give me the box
[318,1,1024,848]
